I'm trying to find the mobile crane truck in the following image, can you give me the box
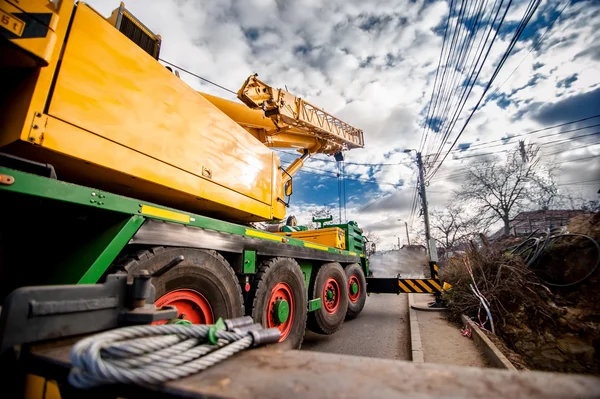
[0,0,369,350]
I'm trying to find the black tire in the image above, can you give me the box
[250,257,307,349]
[307,262,348,334]
[345,263,367,319]
[113,247,244,322]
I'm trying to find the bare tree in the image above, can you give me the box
[430,201,494,259]
[455,145,557,236]
[363,230,381,245]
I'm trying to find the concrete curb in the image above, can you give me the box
[408,293,424,363]
[461,314,517,370]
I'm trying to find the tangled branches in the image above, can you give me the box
[441,247,558,334]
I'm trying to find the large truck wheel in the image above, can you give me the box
[250,257,307,349]
[345,263,367,319]
[114,247,244,324]
[307,262,348,334]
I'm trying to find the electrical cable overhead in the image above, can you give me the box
[274,149,403,167]
[451,130,600,160]
[485,0,572,102]
[279,161,403,187]
[425,0,505,165]
[431,148,600,182]
[427,0,544,180]
[427,117,600,181]
[421,0,465,155]
[426,0,490,158]
[419,0,456,153]
[455,115,600,152]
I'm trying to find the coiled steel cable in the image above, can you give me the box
[68,318,279,389]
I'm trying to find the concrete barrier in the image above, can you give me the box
[408,294,424,363]
[462,314,517,370]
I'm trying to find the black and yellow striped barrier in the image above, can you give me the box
[397,279,441,293]
[366,277,442,295]
[430,262,440,280]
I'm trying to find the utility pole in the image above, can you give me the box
[404,221,411,246]
[416,152,443,308]
[403,149,443,308]
[416,152,433,259]
[398,236,401,250]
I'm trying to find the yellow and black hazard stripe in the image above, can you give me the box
[398,279,442,294]
[430,262,439,280]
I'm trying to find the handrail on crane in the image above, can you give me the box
[237,74,364,154]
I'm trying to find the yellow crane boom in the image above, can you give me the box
[202,77,363,184]
[237,75,364,155]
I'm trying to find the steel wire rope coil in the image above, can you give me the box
[68,320,279,389]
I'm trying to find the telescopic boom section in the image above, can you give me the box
[237,75,364,155]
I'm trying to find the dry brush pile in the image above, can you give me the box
[441,213,600,374]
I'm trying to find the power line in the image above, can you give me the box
[428,0,544,180]
[557,178,600,186]
[429,116,600,178]
[543,139,600,155]
[426,0,493,159]
[420,0,455,153]
[159,59,237,95]
[432,149,600,181]
[452,130,600,160]
[426,0,509,167]
[274,149,403,167]
[431,137,600,180]
[453,117,600,152]
[485,0,571,101]
[280,161,403,187]
[424,0,476,156]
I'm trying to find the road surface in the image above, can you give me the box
[302,293,410,360]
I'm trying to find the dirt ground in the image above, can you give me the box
[413,294,489,367]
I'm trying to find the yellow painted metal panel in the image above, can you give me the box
[303,242,329,251]
[24,375,61,399]
[46,4,276,219]
[0,0,72,149]
[276,227,345,249]
[246,229,282,242]
[35,116,273,221]
[140,205,190,223]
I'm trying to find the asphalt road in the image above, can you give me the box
[301,293,410,360]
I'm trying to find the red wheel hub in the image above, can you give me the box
[266,282,295,342]
[348,275,361,303]
[154,289,214,325]
[323,277,341,314]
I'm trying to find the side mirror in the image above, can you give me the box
[371,243,376,254]
[285,180,293,196]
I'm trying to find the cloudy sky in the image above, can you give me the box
[89,0,599,249]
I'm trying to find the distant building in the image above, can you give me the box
[489,210,588,240]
